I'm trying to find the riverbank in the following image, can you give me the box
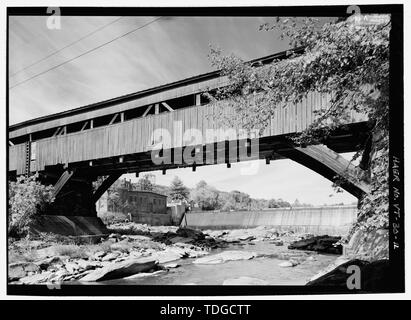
[8,223,341,285]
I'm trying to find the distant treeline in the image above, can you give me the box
[99,174,354,212]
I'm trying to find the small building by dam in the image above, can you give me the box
[96,182,170,225]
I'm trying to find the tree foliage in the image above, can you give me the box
[169,176,190,201]
[208,15,390,238]
[190,180,220,210]
[137,173,155,191]
[8,174,54,237]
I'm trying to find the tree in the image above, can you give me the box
[106,188,122,212]
[250,198,269,210]
[8,174,55,237]
[217,192,237,211]
[208,15,390,240]
[196,180,208,189]
[229,190,251,210]
[190,181,220,210]
[268,198,280,208]
[268,198,291,208]
[292,199,301,207]
[169,176,189,201]
[137,173,155,191]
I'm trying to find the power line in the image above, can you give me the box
[10,16,163,90]
[10,17,124,78]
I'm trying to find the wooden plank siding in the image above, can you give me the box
[8,91,367,175]
[9,143,26,174]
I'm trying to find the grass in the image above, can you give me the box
[109,241,134,253]
[46,244,88,259]
[82,241,113,256]
[9,250,38,264]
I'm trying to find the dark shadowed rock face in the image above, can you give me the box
[176,228,205,241]
[288,235,342,254]
[306,259,391,292]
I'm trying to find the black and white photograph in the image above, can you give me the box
[4,2,405,299]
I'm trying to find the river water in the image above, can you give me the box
[100,241,337,286]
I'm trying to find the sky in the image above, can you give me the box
[8,15,357,205]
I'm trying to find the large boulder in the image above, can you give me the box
[193,251,256,264]
[80,257,157,282]
[288,235,342,254]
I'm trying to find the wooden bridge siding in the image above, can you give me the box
[9,92,366,175]
[8,143,26,173]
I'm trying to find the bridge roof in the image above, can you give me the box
[9,47,304,137]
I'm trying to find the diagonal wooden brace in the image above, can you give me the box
[92,173,122,203]
[52,169,75,199]
[276,144,370,198]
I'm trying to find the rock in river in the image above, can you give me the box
[278,260,298,268]
[80,257,157,282]
[193,251,256,264]
[223,277,268,285]
[288,235,342,254]
[176,228,205,240]
[152,250,182,264]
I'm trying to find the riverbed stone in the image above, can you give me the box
[19,271,53,284]
[48,269,70,282]
[278,260,297,268]
[153,250,182,264]
[93,251,106,259]
[101,252,120,262]
[64,261,80,273]
[35,256,69,270]
[186,249,209,258]
[80,257,158,282]
[125,235,152,241]
[223,277,268,285]
[271,240,284,246]
[9,262,40,280]
[76,259,97,270]
[193,251,257,264]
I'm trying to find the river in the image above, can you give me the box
[100,241,337,286]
